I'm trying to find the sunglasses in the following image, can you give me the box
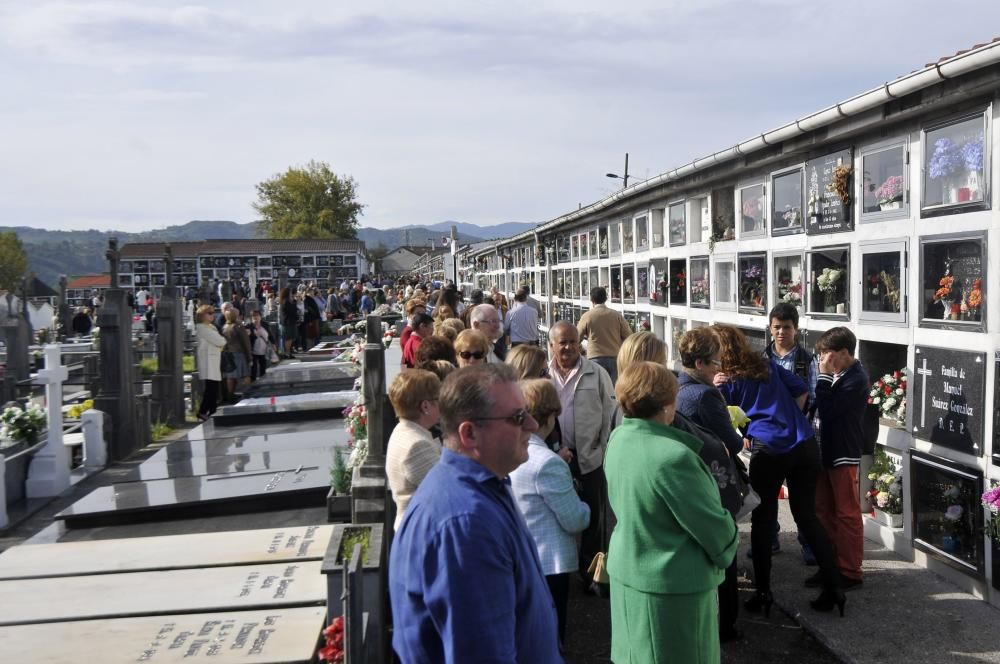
[459,351,486,360]
[475,408,530,427]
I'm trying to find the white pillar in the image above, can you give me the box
[81,409,107,470]
[25,344,71,497]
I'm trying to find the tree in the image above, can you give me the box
[253,160,364,240]
[0,231,28,293]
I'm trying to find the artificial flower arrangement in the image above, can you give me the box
[873,175,904,207]
[382,327,397,349]
[816,267,845,309]
[343,397,369,470]
[740,264,764,307]
[928,138,962,179]
[866,447,903,515]
[982,482,1000,545]
[66,399,94,420]
[349,342,364,364]
[317,616,345,663]
[827,164,852,206]
[0,403,46,448]
[690,277,709,305]
[868,368,907,424]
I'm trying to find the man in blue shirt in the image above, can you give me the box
[389,364,564,663]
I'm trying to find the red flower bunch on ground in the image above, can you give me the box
[318,616,345,663]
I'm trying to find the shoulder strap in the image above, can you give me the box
[793,345,813,381]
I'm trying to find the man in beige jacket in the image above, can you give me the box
[577,286,632,384]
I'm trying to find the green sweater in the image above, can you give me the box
[605,417,739,594]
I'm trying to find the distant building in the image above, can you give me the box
[117,239,369,296]
[379,246,437,278]
[65,274,111,308]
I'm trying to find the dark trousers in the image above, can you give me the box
[718,558,739,633]
[251,354,267,381]
[199,379,220,417]
[591,356,618,384]
[569,455,611,567]
[546,573,570,645]
[748,437,839,593]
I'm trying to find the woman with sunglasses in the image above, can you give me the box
[453,329,491,368]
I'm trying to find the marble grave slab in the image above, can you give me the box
[0,607,326,663]
[55,465,331,529]
[244,363,360,398]
[213,391,357,426]
[134,447,344,481]
[0,525,333,580]
[0,561,326,626]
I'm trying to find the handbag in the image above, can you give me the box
[268,347,280,364]
[220,350,236,374]
[587,551,609,585]
[733,453,760,522]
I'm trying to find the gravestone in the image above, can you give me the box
[0,560,327,625]
[25,344,71,498]
[0,607,326,663]
[212,391,356,426]
[0,292,30,403]
[57,274,70,341]
[147,428,350,463]
[911,345,986,456]
[805,149,854,235]
[152,245,185,425]
[55,464,333,528]
[362,315,386,469]
[94,238,140,461]
[0,525,333,579]
[136,447,343,481]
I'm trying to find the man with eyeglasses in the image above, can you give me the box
[547,321,615,579]
[389,364,563,663]
[470,303,506,362]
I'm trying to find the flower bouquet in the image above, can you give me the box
[982,482,1000,545]
[740,264,764,308]
[690,277,708,305]
[816,267,844,311]
[873,175,904,210]
[317,616,345,663]
[868,369,907,425]
[933,273,955,320]
[777,277,801,305]
[866,447,902,518]
[0,403,46,448]
[343,398,369,469]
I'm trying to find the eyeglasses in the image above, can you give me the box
[474,408,530,427]
[459,351,486,360]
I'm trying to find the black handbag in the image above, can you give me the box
[221,351,236,373]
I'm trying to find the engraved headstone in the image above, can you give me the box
[0,525,333,580]
[152,245,185,425]
[0,561,327,625]
[911,345,985,456]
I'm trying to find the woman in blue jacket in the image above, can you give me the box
[712,324,844,617]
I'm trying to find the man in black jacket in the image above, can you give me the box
[810,327,868,591]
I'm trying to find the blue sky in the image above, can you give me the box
[1,2,997,232]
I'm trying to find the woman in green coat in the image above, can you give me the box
[605,361,739,664]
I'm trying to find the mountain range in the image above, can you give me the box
[3,220,536,287]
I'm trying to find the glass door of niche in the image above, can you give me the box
[919,232,986,332]
[636,264,650,302]
[738,182,766,238]
[610,265,622,303]
[713,255,736,311]
[859,239,907,325]
[689,257,710,309]
[669,258,687,306]
[668,201,686,247]
[738,253,767,314]
[623,264,636,304]
[651,209,665,249]
[773,251,804,316]
[650,259,668,305]
[687,195,710,244]
[807,246,850,318]
[911,451,984,576]
[634,213,649,252]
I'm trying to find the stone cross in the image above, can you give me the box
[25,344,71,498]
[363,314,386,466]
[106,237,120,285]
[57,275,69,341]
[915,353,933,430]
[164,244,174,288]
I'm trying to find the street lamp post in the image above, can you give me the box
[606,152,630,189]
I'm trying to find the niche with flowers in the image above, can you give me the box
[650,259,668,305]
[610,265,622,302]
[739,184,766,238]
[860,239,907,325]
[636,266,649,301]
[807,246,849,317]
[623,264,636,304]
[911,451,984,575]
[669,201,686,246]
[668,259,686,306]
[773,252,803,314]
[738,253,767,313]
[771,167,804,236]
[919,233,985,331]
[689,257,710,309]
[922,111,990,214]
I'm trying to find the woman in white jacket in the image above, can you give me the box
[510,378,591,647]
[195,304,227,421]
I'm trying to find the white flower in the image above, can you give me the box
[883,374,893,383]
[944,505,964,521]
[872,397,882,405]
[876,493,889,508]
[895,388,904,396]
[883,397,897,410]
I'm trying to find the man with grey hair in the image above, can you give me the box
[389,364,563,663]
[547,320,615,576]
[470,303,505,362]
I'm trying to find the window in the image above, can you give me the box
[687,196,710,243]
[922,111,990,213]
[689,257,710,309]
[739,184,766,237]
[571,235,580,261]
[859,239,907,325]
[650,259,667,305]
[919,232,985,331]
[807,246,850,317]
[635,214,649,251]
[622,221,634,254]
[610,265,622,302]
[713,255,736,310]
[668,202,686,246]
[589,231,599,258]
[738,253,767,313]
[861,141,908,221]
[651,209,665,248]
[610,222,621,256]
[710,186,735,244]
[636,265,649,301]
[623,264,636,304]
[599,227,610,258]
[771,168,804,235]
[669,259,687,306]
[773,252,804,315]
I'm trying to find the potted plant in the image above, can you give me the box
[865,448,903,528]
[327,448,353,522]
[739,264,764,309]
[873,175,904,211]
[1,403,47,506]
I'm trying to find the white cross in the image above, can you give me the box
[916,354,933,429]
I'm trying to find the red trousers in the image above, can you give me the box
[815,466,864,581]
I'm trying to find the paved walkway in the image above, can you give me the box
[768,500,1000,664]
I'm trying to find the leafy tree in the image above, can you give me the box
[0,231,28,292]
[253,160,364,240]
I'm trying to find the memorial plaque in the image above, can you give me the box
[55,466,332,528]
[911,345,985,456]
[0,607,325,663]
[136,447,345,481]
[0,526,333,580]
[0,561,326,626]
[805,149,853,235]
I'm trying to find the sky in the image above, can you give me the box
[1,1,998,233]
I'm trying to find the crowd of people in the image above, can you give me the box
[384,281,870,663]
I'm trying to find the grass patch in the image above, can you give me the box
[150,421,173,442]
[335,527,371,565]
[140,355,196,376]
